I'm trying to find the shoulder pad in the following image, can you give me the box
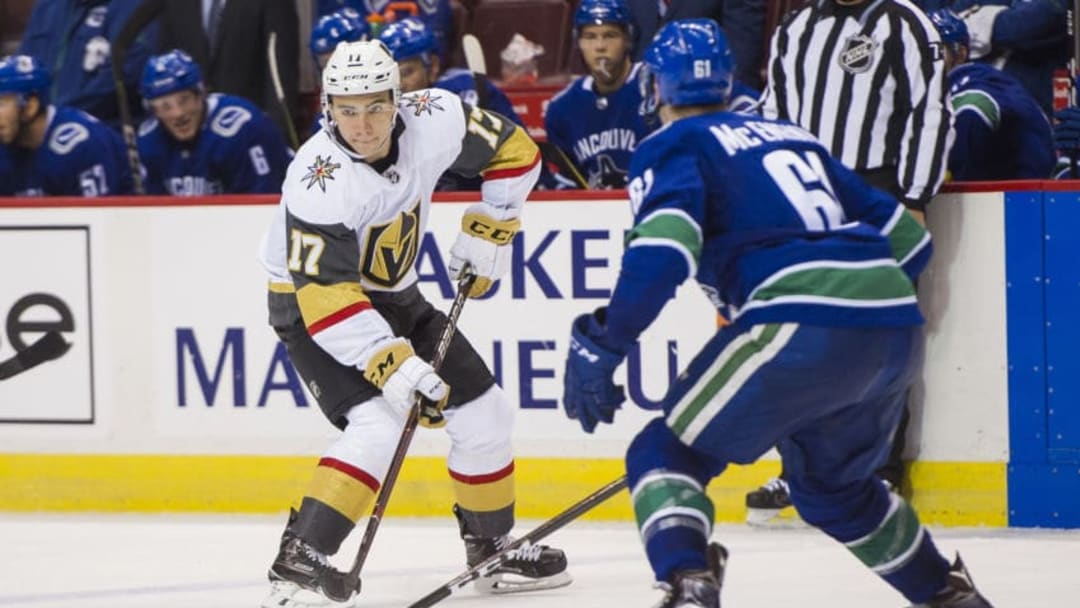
[283,141,354,225]
[48,122,91,155]
[399,87,462,120]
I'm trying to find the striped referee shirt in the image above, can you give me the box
[762,0,953,208]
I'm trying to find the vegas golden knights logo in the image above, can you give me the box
[362,201,420,287]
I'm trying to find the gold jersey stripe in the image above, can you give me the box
[482,127,540,179]
[297,282,372,333]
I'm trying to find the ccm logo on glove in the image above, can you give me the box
[463,213,520,245]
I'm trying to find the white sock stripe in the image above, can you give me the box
[846,492,903,549]
[639,506,713,540]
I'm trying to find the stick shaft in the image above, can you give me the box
[344,273,477,591]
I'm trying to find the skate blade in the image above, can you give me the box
[261,581,357,608]
[474,570,573,594]
[745,507,807,529]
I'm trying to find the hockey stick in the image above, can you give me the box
[0,331,70,381]
[408,475,629,607]
[111,0,164,195]
[268,31,300,150]
[344,271,478,595]
[462,34,487,76]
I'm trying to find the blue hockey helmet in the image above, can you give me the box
[378,17,436,64]
[640,19,734,115]
[310,9,370,57]
[141,49,203,101]
[0,54,50,106]
[573,0,633,39]
[928,9,969,51]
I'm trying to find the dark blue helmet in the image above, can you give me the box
[141,49,203,100]
[378,17,436,64]
[310,9,370,57]
[640,19,734,115]
[573,0,633,39]
[0,54,50,106]
[928,9,969,49]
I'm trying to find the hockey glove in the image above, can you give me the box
[563,309,626,434]
[365,342,450,427]
[448,204,520,298]
[1054,107,1080,154]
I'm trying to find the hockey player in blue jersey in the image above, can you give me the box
[561,20,994,608]
[0,54,131,197]
[545,0,653,189]
[137,50,292,196]
[928,9,1054,180]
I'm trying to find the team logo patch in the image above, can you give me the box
[302,155,341,192]
[838,34,878,74]
[403,90,445,116]
[362,200,420,287]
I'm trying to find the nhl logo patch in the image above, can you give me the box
[838,34,878,74]
[302,155,341,192]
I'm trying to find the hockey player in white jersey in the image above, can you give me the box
[257,40,570,607]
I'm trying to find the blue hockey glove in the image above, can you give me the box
[563,309,627,434]
[1054,107,1080,153]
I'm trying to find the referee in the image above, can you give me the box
[762,0,953,224]
[746,0,952,525]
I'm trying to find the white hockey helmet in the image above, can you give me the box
[321,40,400,123]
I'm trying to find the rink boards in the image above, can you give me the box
[0,184,1077,527]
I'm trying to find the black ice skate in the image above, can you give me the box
[455,505,572,594]
[911,555,994,608]
[653,542,728,608]
[262,510,355,608]
[745,477,802,527]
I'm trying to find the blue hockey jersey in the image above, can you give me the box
[19,0,157,127]
[0,105,132,196]
[137,93,292,195]
[544,63,654,189]
[603,112,932,350]
[947,62,1054,180]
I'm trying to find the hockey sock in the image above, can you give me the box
[450,461,516,538]
[843,493,950,603]
[292,457,379,555]
[627,419,719,582]
[632,469,715,582]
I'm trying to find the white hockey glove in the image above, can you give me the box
[958,5,1007,60]
[364,342,449,428]
[448,204,520,298]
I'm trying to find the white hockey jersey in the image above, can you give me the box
[258,88,540,373]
